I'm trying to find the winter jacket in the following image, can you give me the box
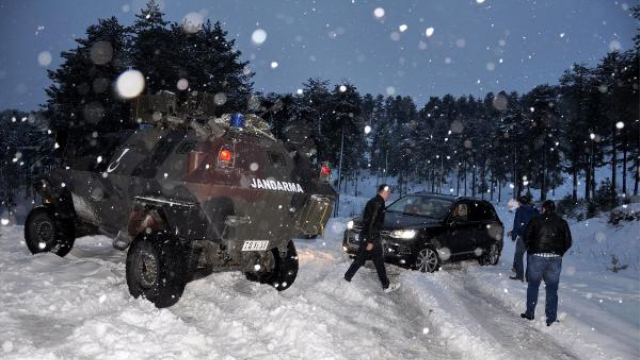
[524,212,572,256]
[511,204,539,240]
[360,194,386,244]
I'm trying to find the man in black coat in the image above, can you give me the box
[520,200,572,326]
[344,184,399,293]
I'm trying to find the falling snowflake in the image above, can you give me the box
[425,27,434,37]
[37,51,52,67]
[116,70,145,99]
[251,29,268,46]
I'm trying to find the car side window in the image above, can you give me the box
[468,202,495,221]
[450,203,468,222]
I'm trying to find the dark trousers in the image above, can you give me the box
[344,240,390,289]
[525,255,562,323]
[512,237,527,280]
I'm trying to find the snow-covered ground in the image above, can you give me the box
[1,200,638,359]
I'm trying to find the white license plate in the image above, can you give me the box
[242,240,269,251]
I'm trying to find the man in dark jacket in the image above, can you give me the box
[344,184,399,293]
[520,200,572,326]
[508,196,539,281]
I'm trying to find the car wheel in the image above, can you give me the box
[126,232,189,308]
[414,246,440,273]
[479,243,500,266]
[24,206,75,257]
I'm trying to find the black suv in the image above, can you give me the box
[343,193,503,272]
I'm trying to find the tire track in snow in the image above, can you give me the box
[450,272,581,360]
[169,244,462,360]
[328,265,462,360]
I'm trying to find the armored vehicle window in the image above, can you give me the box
[267,151,287,167]
[66,131,132,172]
[176,141,196,154]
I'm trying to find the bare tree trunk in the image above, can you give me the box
[489,171,495,201]
[622,138,628,196]
[512,145,518,199]
[592,152,597,201]
[463,158,468,196]
[634,155,639,196]
[472,165,476,198]
[572,168,578,202]
[541,142,547,202]
[498,179,502,203]
[431,165,436,193]
[612,126,618,200]
[585,155,591,201]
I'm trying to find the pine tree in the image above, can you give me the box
[44,17,131,134]
[521,85,563,201]
[559,63,592,202]
[129,0,171,93]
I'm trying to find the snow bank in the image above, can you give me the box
[0,204,637,360]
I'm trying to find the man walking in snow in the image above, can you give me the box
[520,200,572,326]
[508,196,539,281]
[344,184,400,293]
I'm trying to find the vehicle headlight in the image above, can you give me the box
[390,229,417,239]
[347,220,354,230]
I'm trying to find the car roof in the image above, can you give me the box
[411,192,494,205]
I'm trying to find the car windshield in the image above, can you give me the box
[386,196,452,220]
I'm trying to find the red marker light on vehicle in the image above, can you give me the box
[219,149,232,162]
[321,164,331,176]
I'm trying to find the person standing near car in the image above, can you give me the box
[508,196,539,281]
[344,184,400,293]
[520,200,572,326]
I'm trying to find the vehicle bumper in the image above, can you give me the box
[342,230,415,265]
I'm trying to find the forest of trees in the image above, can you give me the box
[1,1,639,216]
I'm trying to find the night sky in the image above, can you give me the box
[0,0,636,111]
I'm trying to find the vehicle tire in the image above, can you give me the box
[479,243,500,266]
[413,246,440,273]
[272,240,299,290]
[126,232,189,308]
[248,240,299,290]
[24,206,75,257]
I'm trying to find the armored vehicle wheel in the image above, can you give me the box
[24,206,75,257]
[413,246,440,273]
[126,232,189,308]
[246,240,299,291]
[479,243,500,266]
[271,239,299,291]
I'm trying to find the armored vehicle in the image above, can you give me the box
[24,92,337,307]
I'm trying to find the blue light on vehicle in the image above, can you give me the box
[230,113,245,128]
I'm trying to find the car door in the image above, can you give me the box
[472,202,501,248]
[466,201,498,251]
[445,201,477,257]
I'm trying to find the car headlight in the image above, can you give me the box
[390,229,417,239]
[347,220,354,230]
